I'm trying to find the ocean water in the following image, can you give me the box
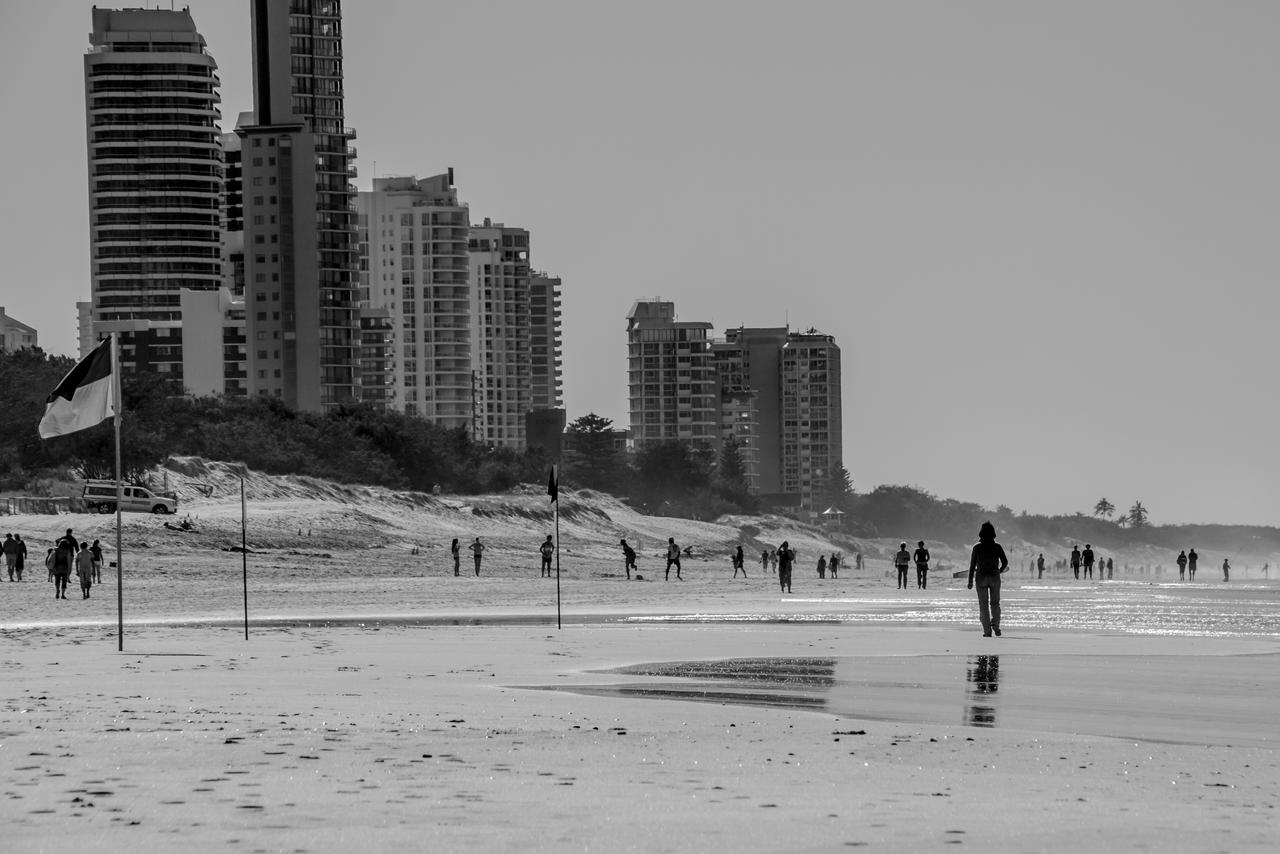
[626,579,1280,637]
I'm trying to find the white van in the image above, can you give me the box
[82,481,178,515]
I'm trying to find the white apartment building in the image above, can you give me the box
[781,331,843,507]
[468,219,532,448]
[626,300,718,447]
[84,7,223,381]
[0,308,38,352]
[357,173,471,428]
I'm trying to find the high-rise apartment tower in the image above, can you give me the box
[84,8,222,380]
[237,0,359,409]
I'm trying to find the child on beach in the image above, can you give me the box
[75,542,94,599]
[90,539,104,583]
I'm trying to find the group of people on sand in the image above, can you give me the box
[1064,545,1113,580]
[1175,549,1232,581]
[4,529,105,600]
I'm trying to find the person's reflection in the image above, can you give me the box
[964,655,1000,727]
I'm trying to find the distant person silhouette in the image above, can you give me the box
[450,538,460,576]
[1082,545,1095,580]
[816,554,826,579]
[620,538,637,580]
[1106,557,1114,579]
[1070,545,1082,580]
[761,549,770,571]
[75,542,94,599]
[894,542,911,589]
[665,538,682,581]
[1176,550,1188,581]
[967,521,1009,637]
[855,551,863,571]
[829,553,839,578]
[540,535,554,578]
[733,545,747,579]
[777,541,794,593]
[1187,548,1198,580]
[1222,558,1230,582]
[913,541,930,589]
[90,539,103,583]
[1036,553,1045,579]
[469,537,485,576]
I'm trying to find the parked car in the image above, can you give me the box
[82,480,178,515]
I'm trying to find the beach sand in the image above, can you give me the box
[2,478,1278,851]
[2,593,1277,852]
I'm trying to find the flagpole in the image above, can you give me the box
[241,475,249,640]
[112,333,124,652]
[554,487,561,631]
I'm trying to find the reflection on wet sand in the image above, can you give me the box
[531,652,1280,748]
[964,655,1000,727]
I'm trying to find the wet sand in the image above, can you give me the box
[2,613,1277,852]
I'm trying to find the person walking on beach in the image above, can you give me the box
[1222,557,1230,582]
[816,554,827,579]
[620,538,637,580]
[75,542,94,599]
[855,551,863,571]
[894,543,911,589]
[1176,550,1188,581]
[469,537,485,576]
[1187,548,1198,580]
[829,553,839,579]
[1082,545,1095,580]
[1106,556,1114,579]
[450,538,461,576]
[90,539,103,583]
[1036,553,1045,579]
[1070,545,1082,580]
[14,534,26,581]
[769,549,778,572]
[733,545,747,579]
[3,534,18,581]
[777,541,794,593]
[540,535,555,578]
[913,541,931,589]
[665,538,683,581]
[51,535,75,600]
[967,521,1009,637]
[761,548,770,572]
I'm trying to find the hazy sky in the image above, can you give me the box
[3,1,1277,525]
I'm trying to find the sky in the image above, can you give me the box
[2,1,1277,526]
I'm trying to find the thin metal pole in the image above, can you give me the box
[554,494,561,630]
[241,476,249,640]
[112,333,123,652]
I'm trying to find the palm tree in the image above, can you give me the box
[1126,500,1150,529]
[1093,497,1116,519]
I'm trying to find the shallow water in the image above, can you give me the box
[626,580,1280,637]
[544,653,1280,748]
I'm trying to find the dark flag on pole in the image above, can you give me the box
[38,338,116,438]
[548,465,558,503]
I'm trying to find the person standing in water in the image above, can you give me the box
[967,521,1009,637]
[1176,550,1188,581]
[913,540,931,589]
[469,537,485,576]
[894,542,911,589]
[620,538,637,580]
[539,535,555,578]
